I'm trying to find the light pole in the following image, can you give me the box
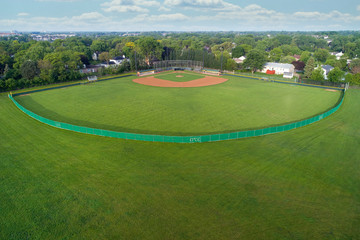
[220,47,224,73]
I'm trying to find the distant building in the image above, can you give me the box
[92,52,99,61]
[100,62,117,68]
[109,55,129,65]
[262,62,295,78]
[233,56,246,64]
[79,65,101,74]
[330,52,344,60]
[321,65,334,80]
[293,54,301,61]
[0,32,20,37]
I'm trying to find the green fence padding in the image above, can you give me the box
[8,87,345,143]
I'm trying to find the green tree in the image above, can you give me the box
[327,67,344,82]
[300,51,311,63]
[0,48,11,74]
[280,55,296,64]
[240,44,252,55]
[350,59,360,74]
[269,47,283,62]
[275,35,292,45]
[348,73,360,85]
[20,60,39,80]
[232,45,245,58]
[311,67,325,81]
[90,39,108,53]
[99,52,110,64]
[314,49,329,63]
[136,37,162,64]
[304,57,315,78]
[234,36,255,47]
[243,49,267,73]
[225,58,237,71]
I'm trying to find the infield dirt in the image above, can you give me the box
[133,75,228,87]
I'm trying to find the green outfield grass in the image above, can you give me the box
[154,71,205,82]
[15,75,341,136]
[0,89,359,239]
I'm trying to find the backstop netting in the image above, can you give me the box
[154,60,204,72]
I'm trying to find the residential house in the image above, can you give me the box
[331,52,344,60]
[109,55,129,65]
[92,52,99,61]
[79,65,101,74]
[321,65,334,80]
[100,62,116,68]
[233,56,246,64]
[293,54,301,61]
[262,62,295,78]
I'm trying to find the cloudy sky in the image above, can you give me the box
[1,0,360,32]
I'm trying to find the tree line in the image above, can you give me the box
[1,31,360,92]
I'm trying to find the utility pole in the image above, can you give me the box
[220,48,224,73]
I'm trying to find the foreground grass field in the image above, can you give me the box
[15,74,341,135]
[0,88,359,239]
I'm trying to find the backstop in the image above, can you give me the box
[154,60,204,72]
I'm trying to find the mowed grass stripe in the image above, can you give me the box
[15,75,341,136]
[0,91,360,239]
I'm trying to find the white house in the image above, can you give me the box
[109,55,129,65]
[262,62,295,78]
[330,52,344,60]
[233,56,246,64]
[321,65,334,80]
[92,52,99,61]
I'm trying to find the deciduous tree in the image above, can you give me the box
[328,67,344,82]
[20,60,38,80]
[311,67,325,81]
[243,49,267,73]
[314,49,329,63]
[304,57,315,78]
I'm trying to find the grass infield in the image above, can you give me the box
[154,71,205,82]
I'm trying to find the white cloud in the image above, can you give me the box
[72,12,108,22]
[36,0,80,2]
[293,10,354,22]
[125,13,189,23]
[158,6,171,12]
[357,5,360,11]
[164,0,239,11]
[1,4,360,32]
[215,4,285,22]
[148,13,189,21]
[17,13,29,17]
[101,0,160,13]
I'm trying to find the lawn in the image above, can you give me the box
[154,71,205,82]
[14,75,341,136]
[0,88,359,239]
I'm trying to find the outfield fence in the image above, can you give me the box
[8,81,345,143]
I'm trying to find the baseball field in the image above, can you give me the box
[0,72,359,239]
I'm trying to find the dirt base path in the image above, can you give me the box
[133,75,228,87]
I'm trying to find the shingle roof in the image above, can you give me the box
[321,65,334,74]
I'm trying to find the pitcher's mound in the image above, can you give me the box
[176,75,184,78]
[133,75,228,88]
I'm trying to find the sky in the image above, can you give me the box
[1,0,360,32]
